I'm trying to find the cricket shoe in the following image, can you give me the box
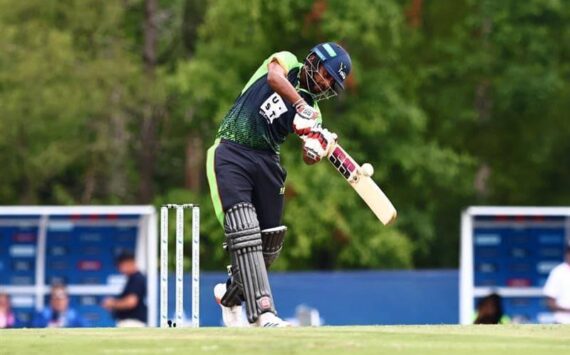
[214,283,249,327]
[254,312,291,328]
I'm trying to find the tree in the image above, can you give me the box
[2,0,568,269]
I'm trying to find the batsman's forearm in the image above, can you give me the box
[112,295,138,310]
[546,297,570,312]
[267,65,303,105]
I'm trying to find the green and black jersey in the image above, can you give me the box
[216,51,322,153]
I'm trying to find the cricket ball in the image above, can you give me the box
[360,163,374,177]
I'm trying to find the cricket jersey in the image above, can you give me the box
[216,51,322,153]
[543,262,570,324]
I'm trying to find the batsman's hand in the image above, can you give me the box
[292,99,320,136]
[101,297,115,311]
[302,127,337,163]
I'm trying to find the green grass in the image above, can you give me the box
[1,325,569,355]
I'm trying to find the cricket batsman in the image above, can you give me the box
[206,42,352,327]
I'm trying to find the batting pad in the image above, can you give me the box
[224,203,276,322]
[261,226,287,268]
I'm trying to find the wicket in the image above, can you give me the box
[159,204,200,328]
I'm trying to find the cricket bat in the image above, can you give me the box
[327,143,397,225]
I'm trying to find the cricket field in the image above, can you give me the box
[1,325,569,355]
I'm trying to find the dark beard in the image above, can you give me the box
[307,78,320,94]
[300,67,321,95]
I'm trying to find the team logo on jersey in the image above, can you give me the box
[338,62,347,80]
[260,93,288,124]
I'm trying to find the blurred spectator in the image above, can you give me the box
[31,284,87,328]
[0,292,16,328]
[102,251,147,327]
[543,244,570,324]
[474,293,509,324]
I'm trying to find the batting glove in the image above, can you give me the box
[292,99,320,136]
[302,127,337,162]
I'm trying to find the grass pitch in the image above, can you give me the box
[2,325,569,355]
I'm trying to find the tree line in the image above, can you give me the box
[0,0,568,270]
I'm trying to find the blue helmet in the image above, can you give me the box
[303,42,352,101]
[310,42,351,91]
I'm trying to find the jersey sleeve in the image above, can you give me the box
[543,267,560,298]
[124,274,146,298]
[269,51,299,74]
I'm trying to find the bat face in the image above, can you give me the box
[328,144,397,225]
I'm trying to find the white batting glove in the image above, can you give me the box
[292,99,320,136]
[302,127,337,162]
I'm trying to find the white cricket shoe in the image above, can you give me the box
[254,312,291,327]
[214,283,249,327]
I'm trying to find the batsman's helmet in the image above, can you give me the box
[303,42,351,100]
[312,42,351,90]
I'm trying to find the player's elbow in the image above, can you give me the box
[124,295,139,309]
[267,71,280,91]
[267,62,286,91]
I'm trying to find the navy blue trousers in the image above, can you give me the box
[209,139,287,229]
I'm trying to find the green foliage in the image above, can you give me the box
[1,0,569,269]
